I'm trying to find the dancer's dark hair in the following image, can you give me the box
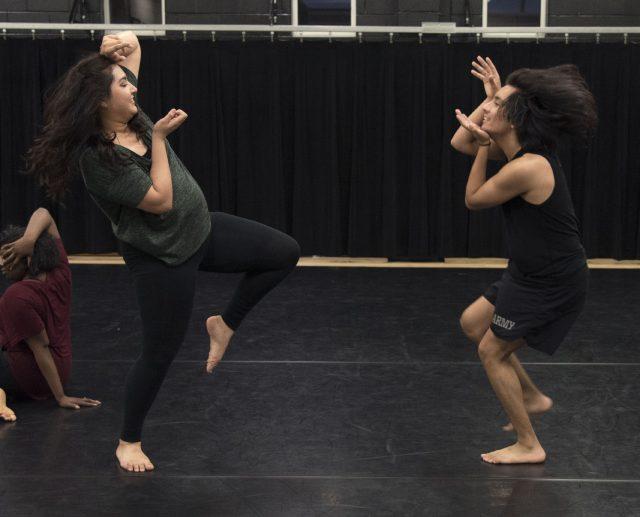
[25,53,146,200]
[503,64,598,151]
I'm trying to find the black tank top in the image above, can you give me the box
[503,148,586,281]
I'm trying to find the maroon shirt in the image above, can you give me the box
[0,239,72,400]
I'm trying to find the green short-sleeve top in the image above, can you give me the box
[80,65,210,265]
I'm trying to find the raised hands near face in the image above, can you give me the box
[455,109,491,146]
[0,237,34,272]
[153,109,189,138]
[100,35,133,63]
[471,56,501,100]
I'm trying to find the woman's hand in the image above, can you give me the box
[57,395,102,410]
[100,34,132,63]
[455,109,491,146]
[0,237,34,271]
[471,56,501,100]
[153,109,188,138]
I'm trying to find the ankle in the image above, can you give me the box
[119,439,142,447]
[516,436,540,449]
[211,315,234,336]
[522,391,539,402]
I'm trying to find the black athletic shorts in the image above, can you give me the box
[482,265,589,355]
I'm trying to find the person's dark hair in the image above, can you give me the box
[502,64,598,151]
[0,226,60,276]
[25,53,147,200]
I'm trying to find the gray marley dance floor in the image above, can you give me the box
[1,266,639,516]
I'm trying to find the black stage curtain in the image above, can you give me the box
[1,40,639,259]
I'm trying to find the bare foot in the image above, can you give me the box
[481,441,546,464]
[116,440,155,472]
[0,388,16,422]
[205,315,234,374]
[502,394,553,432]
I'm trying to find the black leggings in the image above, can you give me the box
[119,212,300,443]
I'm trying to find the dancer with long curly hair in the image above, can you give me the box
[452,56,597,464]
[27,32,300,472]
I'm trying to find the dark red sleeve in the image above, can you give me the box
[0,287,45,350]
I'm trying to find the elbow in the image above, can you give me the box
[26,340,48,353]
[34,207,54,225]
[159,194,173,214]
[153,198,173,215]
[147,202,172,215]
[120,30,138,41]
[451,138,473,156]
[139,188,172,215]
[159,200,173,214]
[117,31,140,50]
[465,197,479,211]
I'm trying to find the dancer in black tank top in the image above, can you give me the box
[451,57,597,465]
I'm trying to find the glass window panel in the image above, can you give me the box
[299,0,351,25]
[487,0,541,27]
